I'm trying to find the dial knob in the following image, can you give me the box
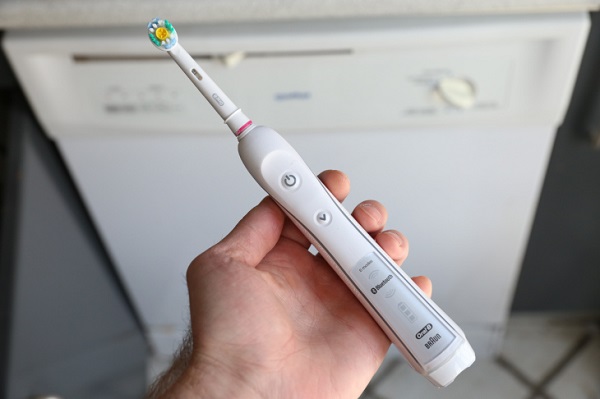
[436,77,476,109]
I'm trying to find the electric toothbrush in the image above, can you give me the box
[147,18,475,387]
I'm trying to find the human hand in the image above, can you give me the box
[148,170,432,399]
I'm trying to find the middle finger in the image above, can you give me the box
[351,200,388,236]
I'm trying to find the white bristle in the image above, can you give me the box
[152,23,157,29]
[149,27,154,33]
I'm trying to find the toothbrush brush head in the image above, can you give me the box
[148,18,178,51]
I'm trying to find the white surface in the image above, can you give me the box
[2,14,590,367]
[52,124,559,357]
[0,0,599,28]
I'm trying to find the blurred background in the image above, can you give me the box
[0,1,599,398]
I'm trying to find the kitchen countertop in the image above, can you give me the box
[0,0,599,29]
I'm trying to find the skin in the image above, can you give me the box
[146,170,431,399]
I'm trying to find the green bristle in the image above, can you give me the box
[149,33,161,46]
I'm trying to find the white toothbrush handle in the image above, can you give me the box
[238,126,475,387]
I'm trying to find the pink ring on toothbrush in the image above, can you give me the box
[236,120,253,136]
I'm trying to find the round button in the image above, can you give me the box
[315,210,332,226]
[281,172,300,190]
[436,77,476,109]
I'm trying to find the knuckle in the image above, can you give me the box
[186,244,238,283]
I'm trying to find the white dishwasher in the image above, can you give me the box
[3,13,589,371]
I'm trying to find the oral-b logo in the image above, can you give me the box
[415,323,433,340]
[370,275,393,294]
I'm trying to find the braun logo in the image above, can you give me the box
[370,275,393,294]
[424,334,442,349]
[415,323,433,340]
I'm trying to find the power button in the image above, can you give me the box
[281,172,300,190]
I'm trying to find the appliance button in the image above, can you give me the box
[281,172,300,190]
[436,77,476,109]
[315,210,332,226]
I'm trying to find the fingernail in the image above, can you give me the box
[383,231,403,247]
[359,202,383,223]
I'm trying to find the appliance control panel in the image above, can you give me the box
[3,14,587,139]
[94,51,511,127]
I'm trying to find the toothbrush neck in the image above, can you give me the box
[224,108,253,137]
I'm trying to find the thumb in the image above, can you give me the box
[216,196,286,267]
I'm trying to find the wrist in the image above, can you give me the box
[168,355,265,399]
